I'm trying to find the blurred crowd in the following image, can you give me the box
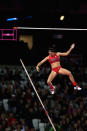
[0,63,87,131]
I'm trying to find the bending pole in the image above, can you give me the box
[20,59,56,131]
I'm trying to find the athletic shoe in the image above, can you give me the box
[74,85,82,90]
[51,86,55,94]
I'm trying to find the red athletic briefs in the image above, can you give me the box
[52,66,61,74]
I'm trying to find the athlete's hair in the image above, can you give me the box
[48,48,56,52]
[48,44,56,52]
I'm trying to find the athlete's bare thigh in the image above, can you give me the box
[47,71,57,82]
[58,67,71,75]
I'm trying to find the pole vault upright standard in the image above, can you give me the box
[20,59,56,131]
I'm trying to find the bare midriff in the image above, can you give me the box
[51,61,61,69]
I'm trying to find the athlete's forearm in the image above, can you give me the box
[37,61,43,67]
[36,56,48,67]
[36,61,44,71]
[66,47,73,55]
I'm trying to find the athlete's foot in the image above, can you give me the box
[51,86,55,94]
[74,85,82,90]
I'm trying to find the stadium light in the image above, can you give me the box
[6,17,18,22]
[60,15,64,21]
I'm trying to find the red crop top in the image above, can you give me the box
[48,54,60,64]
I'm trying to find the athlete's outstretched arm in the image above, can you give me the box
[36,56,49,71]
[57,43,75,56]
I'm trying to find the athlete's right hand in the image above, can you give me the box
[36,66,40,72]
[71,43,75,49]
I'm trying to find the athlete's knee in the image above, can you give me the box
[47,80,51,85]
[68,71,72,76]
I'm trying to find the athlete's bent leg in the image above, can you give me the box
[59,68,82,90]
[47,71,57,94]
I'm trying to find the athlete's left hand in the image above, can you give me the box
[71,43,75,49]
[36,66,40,72]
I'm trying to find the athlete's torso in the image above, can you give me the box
[48,53,60,68]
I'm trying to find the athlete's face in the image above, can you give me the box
[48,51,55,56]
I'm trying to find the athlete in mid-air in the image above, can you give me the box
[36,43,81,94]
